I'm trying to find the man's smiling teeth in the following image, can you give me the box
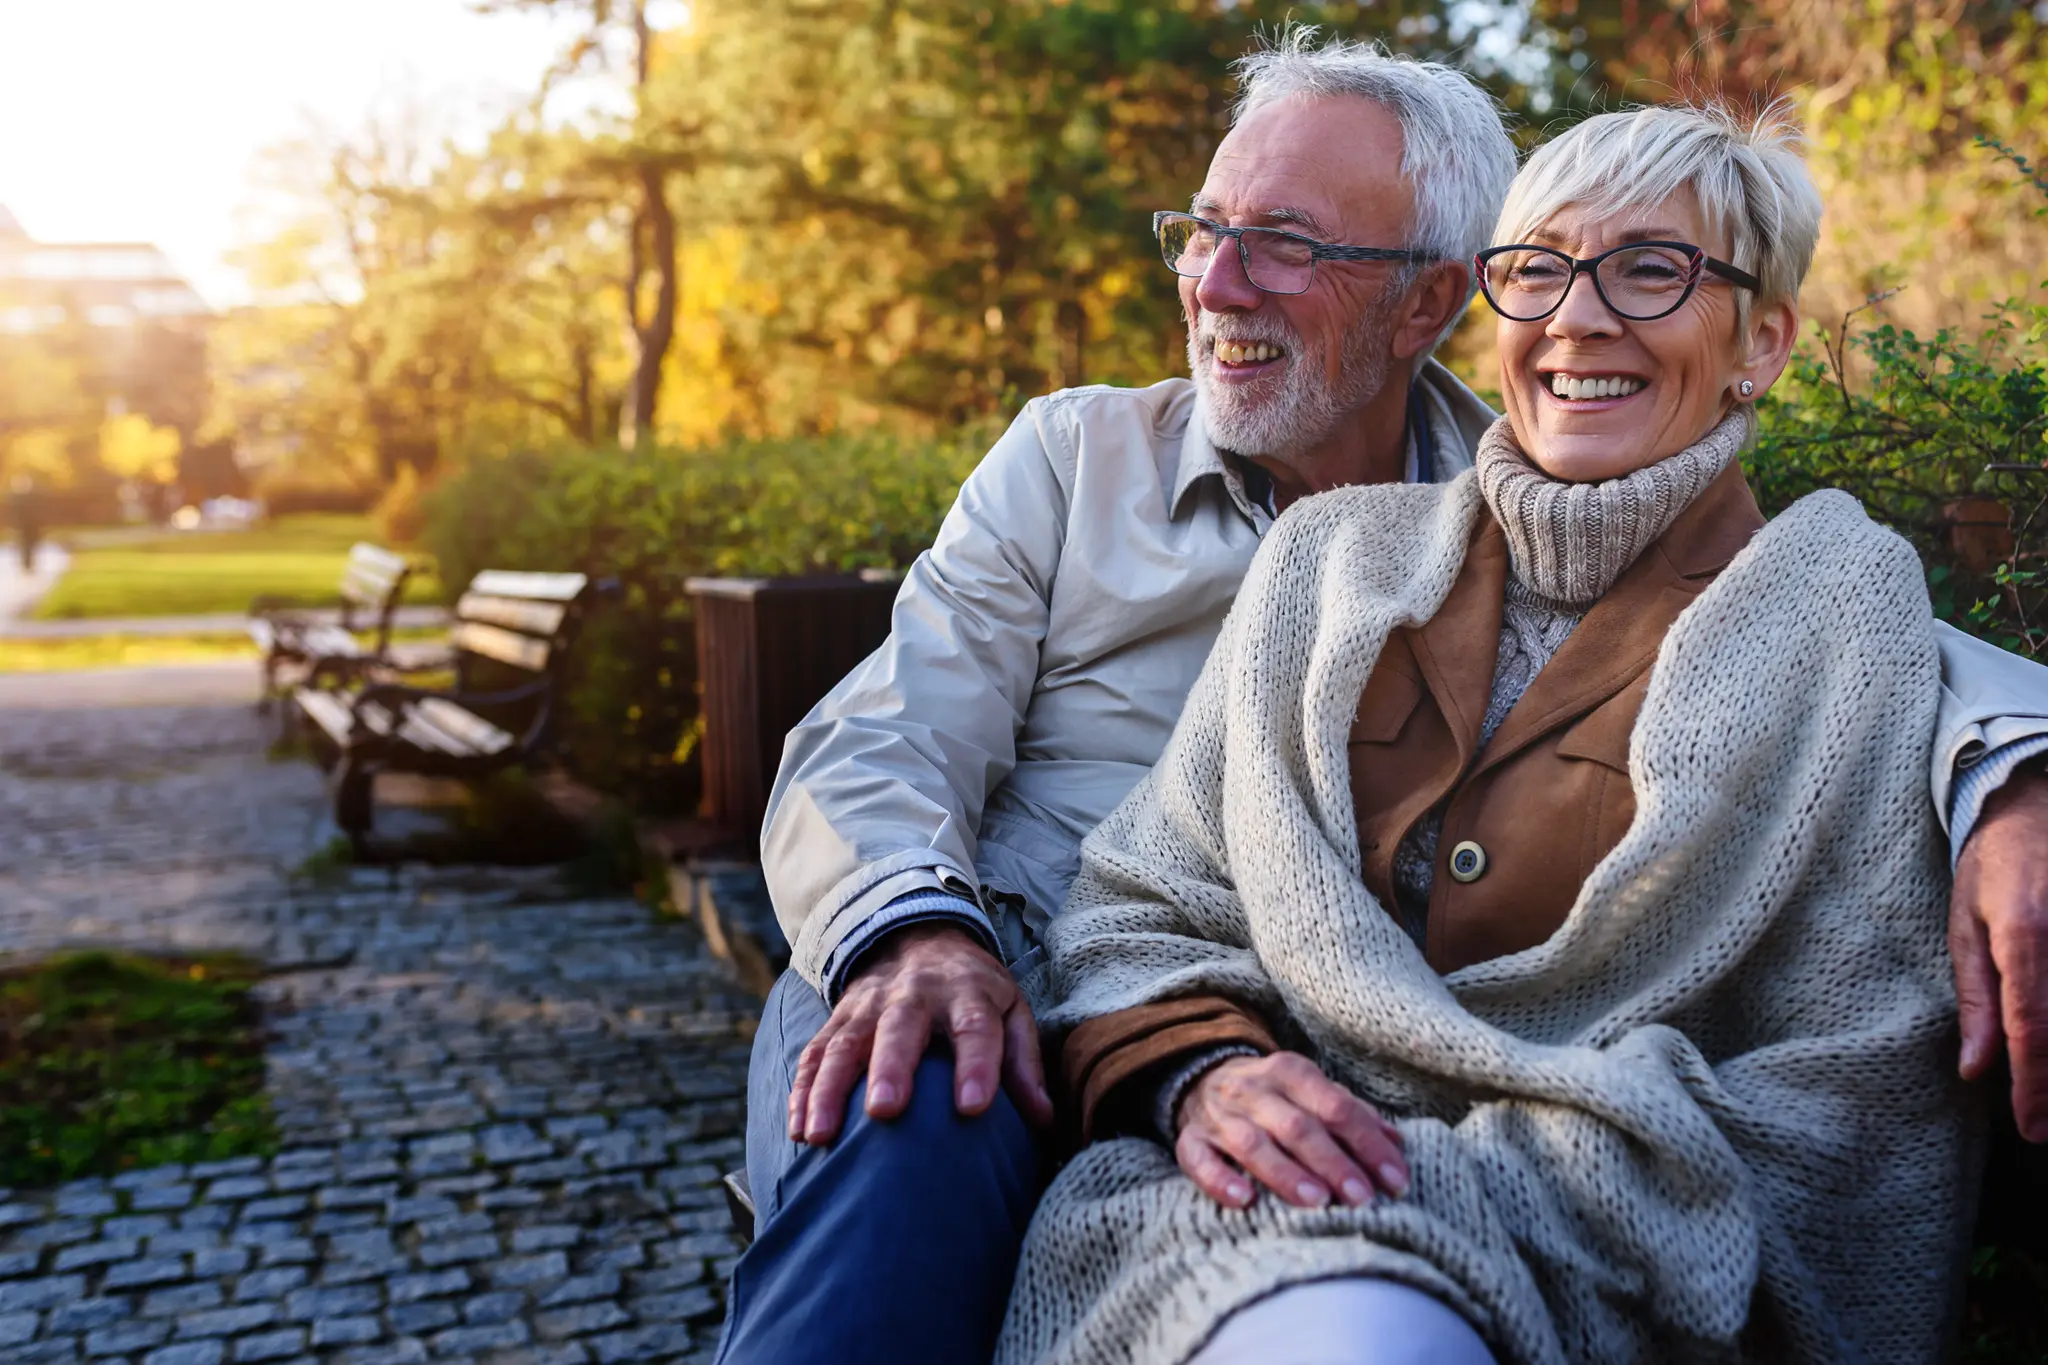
[1213,339,1283,365]
[1550,374,1645,400]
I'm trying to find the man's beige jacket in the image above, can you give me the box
[762,361,2048,995]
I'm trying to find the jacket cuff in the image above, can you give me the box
[787,850,983,992]
[1150,1044,1264,1142]
[1060,995,1278,1143]
[1948,734,2048,871]
[821,890,1000,1004]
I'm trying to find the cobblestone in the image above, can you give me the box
[48,1299,133,1333]
[0,704,755,1361]
[536,1302,632,1340]
[54,1239,140,1272]
[310,1314,384,1348]
[231,1326,306,1362]
[178,1304,279,1339]
[387,1302,458,1336]
[233,1268,307,1301]
[0,1310,41,1346]
[102,1255,190,1290]
[0,1275,86,1313]
[85,1317,174,1356]
[142,1284,224,1317]
[146,1342,227,1365]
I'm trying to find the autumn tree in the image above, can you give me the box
[481,0,688,450]
[1521,0,2048,337]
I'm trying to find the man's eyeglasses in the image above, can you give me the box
[1154,211,1437,297]
[1474,241,1760,323]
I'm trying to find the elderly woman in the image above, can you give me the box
[995,103,1973,1365]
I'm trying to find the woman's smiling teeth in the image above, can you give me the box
[1214,339,1284,365]
[1549,373,1645,401]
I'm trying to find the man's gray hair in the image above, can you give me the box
[1495,101,1824,329]
[1232,26,1519,287]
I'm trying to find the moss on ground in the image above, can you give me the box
[0,951,275,1187]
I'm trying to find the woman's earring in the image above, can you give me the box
[1738,380,1755,398]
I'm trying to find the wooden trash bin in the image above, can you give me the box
[685,570,900,852]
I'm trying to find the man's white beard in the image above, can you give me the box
[1188,301,1397,464]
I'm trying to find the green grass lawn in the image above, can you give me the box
[0,626,447,673]
[0,951,275,1187]
[33,514,443,620]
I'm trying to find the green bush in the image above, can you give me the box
[419,424,995,806]
[1751,138,2048,659]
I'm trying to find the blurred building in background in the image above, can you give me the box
[0,206,211,333]
[0,205,235,518]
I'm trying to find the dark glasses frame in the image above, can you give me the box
[1473,240,1762,322]
[1154,210,1438,296]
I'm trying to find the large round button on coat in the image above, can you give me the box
[1448,840,1488,884]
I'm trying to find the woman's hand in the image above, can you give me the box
[1175,1052,1409,1209]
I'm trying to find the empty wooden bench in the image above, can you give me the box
[249,542,413,709]
[289,569,608,855]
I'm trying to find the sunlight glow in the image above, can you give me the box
[0,0,622,308]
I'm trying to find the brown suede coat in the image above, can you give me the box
[1061,463,1766,1138]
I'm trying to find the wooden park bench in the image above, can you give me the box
[249,542,413,710]
[288,569,610,856]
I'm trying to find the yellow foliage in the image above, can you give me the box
[5,429,76,488]
[98,414,183,484]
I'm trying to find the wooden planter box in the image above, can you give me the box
[685,570,900,852]
[1942,496,2015,573]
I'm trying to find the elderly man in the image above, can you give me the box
[715,32,2048,1365]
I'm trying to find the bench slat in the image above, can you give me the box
[410,699,514,756]
[337,544,407,608]
[456,594,567,638]
[346,543,409,578]
[450,621,552,673]
[467,570,588,602]
[301,626,362,658]
[394,708,471,755]
[295,689,357,746]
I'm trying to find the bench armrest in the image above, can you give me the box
[302,653,384,691]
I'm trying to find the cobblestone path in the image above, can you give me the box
[0,703,760,1364]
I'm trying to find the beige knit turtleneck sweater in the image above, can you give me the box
[1389,408,1752,934]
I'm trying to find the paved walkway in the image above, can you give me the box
[0,699,759,1364]
[0,544,71,621]
[0,663,262,710]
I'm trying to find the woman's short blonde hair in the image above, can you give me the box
[1494,101,1824,328]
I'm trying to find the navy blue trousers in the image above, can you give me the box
[716,970,1043,1365]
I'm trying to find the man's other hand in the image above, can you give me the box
[1952,765,2048,1142]
[787,923,1055,1145]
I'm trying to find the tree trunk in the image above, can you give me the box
[618,0,677,451]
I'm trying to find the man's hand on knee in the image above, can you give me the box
[787,923,1055,1146]
[1952,765,2048,1141]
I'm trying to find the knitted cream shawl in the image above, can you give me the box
[1001,475,1970,1365]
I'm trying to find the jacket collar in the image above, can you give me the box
[1170,358,1497,521]
[1409,518,1509,771]
[1474,459,1765,770]
[1401,458,1762,770]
